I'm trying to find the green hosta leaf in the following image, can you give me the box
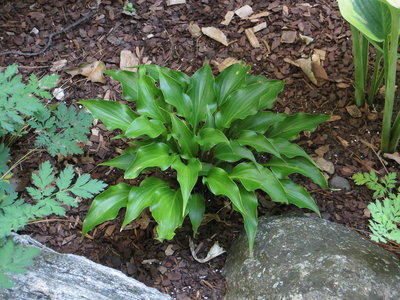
[230,162,287,203]
[125,142,173,179]
[280,179,320,215]
[257,80,285,110]
[266,156,328,189]
[79,100,137,132]
[196,128,230,151]
[187,194,205,236]
[271,138,316,165]
[187,64,215,130]
[82,183,131,236]
[203,167,245,215]
[228,111,287,136]
[170,114,198,158]
[237,186,258,254]
[172,157,201,215]
[213,141,256,163]
[151,186,184,241]
[104,70,138,101]
[143,65,191,89]
[137,67,169,122]
[101,146,137,171]
[159,69,191,118]
[237,130,281,158]
[215,63,250,105]
[125,115,167,139]
[122,177,168,228]
[267,113,329,140]
[337,0,391,42]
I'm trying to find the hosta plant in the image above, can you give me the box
[80,63,329,253]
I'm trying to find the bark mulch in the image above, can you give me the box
[1,0,399,299]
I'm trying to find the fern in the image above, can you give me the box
[353,171,400,244]
[0,161,107,286]
[30,104,93,156]
[0,65,58,137]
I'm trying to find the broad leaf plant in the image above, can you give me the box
[80,63,329,253]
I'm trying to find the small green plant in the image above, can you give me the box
[0,65,106,288]
[353,171,400,244]
[338,0,400,152]
[123,2,136,12]
[80,63,329,254]
[0,160,107,288]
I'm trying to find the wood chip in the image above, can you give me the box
[252,22,267,33]
[314,49,326,60]
[315,157,335,175]
[235,5,253,19]
[328,115,341,122]
[217,57,241,72]
[188,23,202,38]
[221,11,234,25]
[166,0,186,6]
[249,11,270,19]
[300,34,313,45]
[201,27,228,46]
[281,31,297,43]
[120,49,139,71]
[245,28,260,48]
[346,105,362,118]
[337,82,350,88]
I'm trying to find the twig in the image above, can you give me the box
[0,9,98,57]
[0,148,39,180]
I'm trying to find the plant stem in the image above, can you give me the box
[367,51,384,105]
[0,148,38,180]
[351,25,369,107]
[381,7,400,152]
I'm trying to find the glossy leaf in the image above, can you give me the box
[337,0,391,42]
[228,111,287,136]
[196,128,230,151]
[187,194,206,236]
[79,100,137,132]
[267,113,329,140]
[215,63,250,105]
[137,67,169,123]
[125,142,173,179]
[280,179,320,215]
[125,115,167,139]
[213,141,256,163]
[238,186,258,254]
[159,69,191,118]
[82,183,131,236]
[265,156,328,189]
[122,177,168,228]
[104,70,138,101]
[237,130,281,158]
[150,183,184,241]
[143,65,191,89]
[257,80,285,110]
[203,167,245,215]
[215,82,275,129]
[170,113,198,158]
[270,138,317,165]
[172,157,201,215]
[230,162,287,203]
[101,146,137,171]
[187,64,215,130]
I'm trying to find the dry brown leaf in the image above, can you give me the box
[314,49,326,60]
[50,59,68,72]
[299,34,313,45]
[245,28,260,48]
[383,152,400,165]
[201,27,229,46]
[336,136,349,147]
[221,11,235,25]
[315,157,335,175]
[65,61,106,83]
[188,23,202,38]
[235,5,253,19]
[346,105,362,118]
[165,244,175,256]
[217,57,241,72]
[315,145,329,157]
[328,115,341,122]
[337,82,350,88]
[296,58,318,85]
[120,50,139,71]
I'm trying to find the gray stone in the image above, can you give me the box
[329,175,351,191]
[1,234,172,300]
[223,216,400,300]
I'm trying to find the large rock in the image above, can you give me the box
[223,216,400,300]
[1,234,172,300]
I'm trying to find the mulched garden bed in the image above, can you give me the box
[1,0,399,299]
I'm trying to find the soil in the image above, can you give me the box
[1,0,400,299]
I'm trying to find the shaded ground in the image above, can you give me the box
[1,0,399,299]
